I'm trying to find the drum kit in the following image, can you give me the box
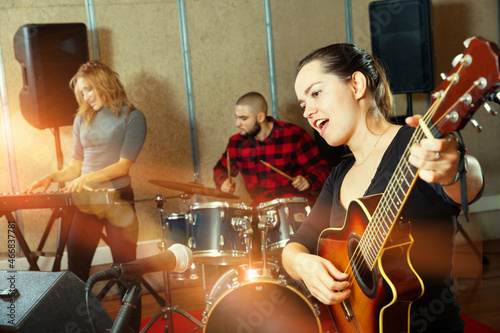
[141,180,322,333]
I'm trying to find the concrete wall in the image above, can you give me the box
[0,0,498,260]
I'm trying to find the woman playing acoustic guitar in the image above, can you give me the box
[283,43,485,332]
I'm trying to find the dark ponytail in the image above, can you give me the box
[297,43,394,121]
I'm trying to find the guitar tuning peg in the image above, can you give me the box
[489,91,500,105]
[484,102,498,116]
[463,37,473,48]
[470,118,483,132]
[440,73,447,80]
[452,54,463,67]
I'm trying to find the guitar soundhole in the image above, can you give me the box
[348,234,378,299]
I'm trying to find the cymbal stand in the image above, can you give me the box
[140,195,203,333]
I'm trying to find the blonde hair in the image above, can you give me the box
[69,60,135,126]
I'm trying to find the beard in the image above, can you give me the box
[241,122,261,139]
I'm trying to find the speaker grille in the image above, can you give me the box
[369,0,434,94]
[14,23,89,129]
[0,270,113,332]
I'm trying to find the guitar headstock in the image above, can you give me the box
[430,37,500,136]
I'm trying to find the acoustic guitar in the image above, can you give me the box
[318,37,500,332]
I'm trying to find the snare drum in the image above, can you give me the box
[187,201,253,265]
[257,197,310,254]
[203,262,321,333]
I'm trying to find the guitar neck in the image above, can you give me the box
[360,129,423,268]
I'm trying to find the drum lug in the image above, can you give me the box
[188,237,196,249]
[187,212,195,225]
[313,302,321,317]
[277,274,288,286]
[202,308,210,325]
[284,204,290,218]
[231,216,253,236]
[288,224,294,236]
[220,209,225,222]
[259,210,278,230]
[219,235,225,250]
[305,205,311,215]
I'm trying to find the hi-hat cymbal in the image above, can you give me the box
[149,180,239,200]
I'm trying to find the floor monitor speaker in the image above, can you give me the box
[0,270,113,332]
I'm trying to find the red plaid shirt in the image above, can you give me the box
[214,117,330,206]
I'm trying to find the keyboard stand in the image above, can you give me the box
[2,211,40,270]
[1,207,73,271]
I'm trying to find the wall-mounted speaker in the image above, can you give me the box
[369,0,434,94]
[13,23,89,129]
[0,270,113,332]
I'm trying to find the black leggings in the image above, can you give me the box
[67,188,141,332]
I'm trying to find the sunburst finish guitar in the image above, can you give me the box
[318,37,500,332]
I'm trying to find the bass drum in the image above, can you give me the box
[202,263,321,333]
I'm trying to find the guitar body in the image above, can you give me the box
[318,194,424,333]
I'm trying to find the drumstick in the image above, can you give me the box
[226,149,231,182]
[260,160,295,181]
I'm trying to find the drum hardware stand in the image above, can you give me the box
[255,212,279,279]
[232,215,254,269]
[245,230,254,269]
[139,195,203,333]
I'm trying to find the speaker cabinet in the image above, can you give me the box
[369,0,434,94]
[0,270,113,332]
[14,23,89,129]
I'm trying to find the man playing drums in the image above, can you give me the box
[214,91,330,206]
[213,92,330,259]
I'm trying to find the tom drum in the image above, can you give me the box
[187,201,253,265]
[257,197,310,255]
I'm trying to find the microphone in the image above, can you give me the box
[85,244,193,291]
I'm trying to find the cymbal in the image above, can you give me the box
[149,180,239,200]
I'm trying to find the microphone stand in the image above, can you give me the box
[139,194,203,333]
[110,282,142,333]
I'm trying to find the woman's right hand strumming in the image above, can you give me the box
[283,242,351,305]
